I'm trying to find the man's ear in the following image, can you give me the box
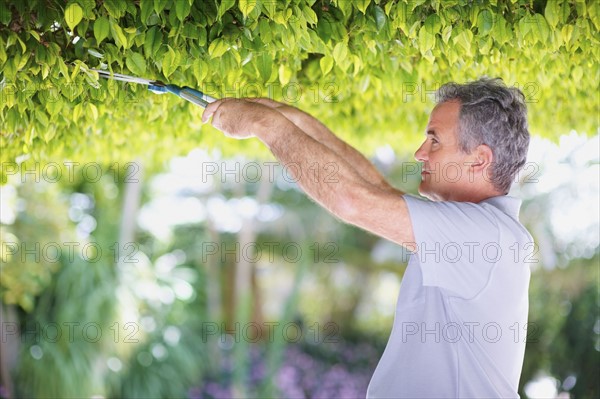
[469,144,494,172]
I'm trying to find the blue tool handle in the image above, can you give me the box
[165,84,216,108]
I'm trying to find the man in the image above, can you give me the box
[202,78,533,398]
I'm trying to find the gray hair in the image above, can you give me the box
[436,78,530,194]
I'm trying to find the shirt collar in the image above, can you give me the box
[481,195,522,218]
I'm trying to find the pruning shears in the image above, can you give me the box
[92,69,217,108]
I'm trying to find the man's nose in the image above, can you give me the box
[414,142,428,162]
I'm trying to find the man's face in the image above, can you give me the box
[414,100,476,201]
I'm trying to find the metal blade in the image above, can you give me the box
[92,69,163,86]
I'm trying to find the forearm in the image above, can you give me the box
[256,117,381,219]
[274,105,396,192]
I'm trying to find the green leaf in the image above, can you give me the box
[0,39,6,65]
[453,29,473,55]
[0,2,10,25]
[441,26,452,43]
[126,52,147,76]
[16,54,27,70]
[58,58,70,80]
[355,0,371,14]
[94,17,110,44]
[11,34,27,54]
[589,1,600,31]
[336,0,352,17]
[154,0,168,14]
[41,63,50,79]
[418,26,435,53]
[256,52,273,82]
[530,13,550,44]
[76,19,89,38]
[182,22,197,39]
[561,24,574,44]
[407,21,421,39]
[572,66,583,82]
[27,30,41,42]
[77,0,96,18]
[218,0,235,18]
[110,19,128,48]
[46,97,63,117]
[493,16,510,44]
[320,55,333,75]
[302,4,318,25]
[575,0,586,18]
[208,39,228,58]
[140,0,153,24]
[193,59,208,84]
[544,0,560,28]
[144,26,163,57]
[332,42,348,65]
[198,27,207,46]
[35,110,49,127]
[374,6,387,31]
[477,9,494,36]
[43,126,57,143]
[162,47,180,77]
[278,64,292,85]
[144,26,156,56]
[259,19,272,43]
[72,103,83,121]
[103,0,126,18]
[176,0,191,21]
[424,14,442,35]
[87,103,98,121]
[65,3,83,32]
[18,293,34,312]
[273,9,293,25]
[70,60,82,80]
[239,0,257,18]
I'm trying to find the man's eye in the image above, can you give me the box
[430,137,439,144]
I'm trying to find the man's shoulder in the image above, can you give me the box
[402,194,532,246]
[404,194,523,220]
[402,194,506,220]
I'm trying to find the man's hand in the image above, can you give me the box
[202,98,283,140]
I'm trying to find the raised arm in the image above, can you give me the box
[202,98,415,246]
[246,98,399,194]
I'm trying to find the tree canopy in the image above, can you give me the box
[1,0,599,177]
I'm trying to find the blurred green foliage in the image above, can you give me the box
[522,256,599,397]
[1,141,597,397]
